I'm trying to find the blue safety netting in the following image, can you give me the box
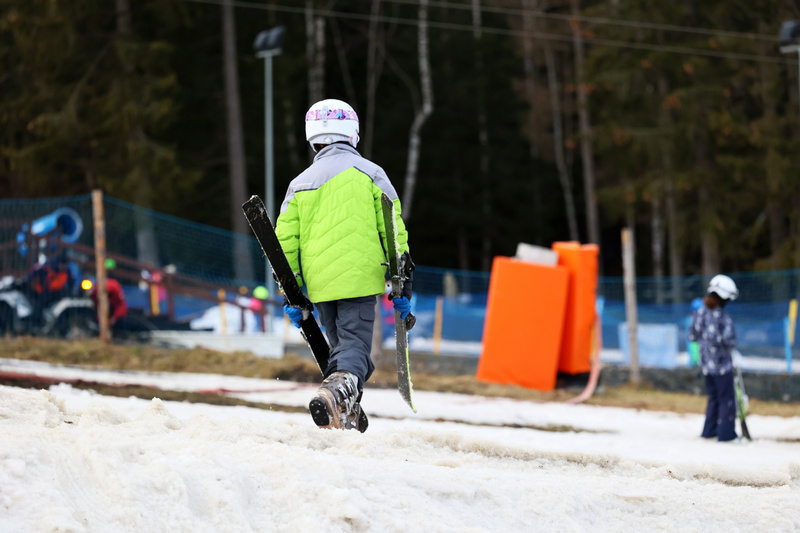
[2,194,798,372]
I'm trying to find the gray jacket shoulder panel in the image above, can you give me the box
[280,144,398,211]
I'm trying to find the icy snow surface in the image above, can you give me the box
[1,359,799,532]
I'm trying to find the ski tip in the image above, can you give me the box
[243,196,268,217]
[242,195,263,209]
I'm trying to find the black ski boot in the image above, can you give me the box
[309,371,368,433]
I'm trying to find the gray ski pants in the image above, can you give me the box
[316,295,377,389]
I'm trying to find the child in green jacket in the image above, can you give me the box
[277,98,412,432]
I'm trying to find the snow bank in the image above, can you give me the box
[2,384,800,532]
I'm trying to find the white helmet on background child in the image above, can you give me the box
[305,98,360,152]
[707,274,738,301]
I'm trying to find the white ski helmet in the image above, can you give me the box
[707,274,738,301]
[304,98,360,152]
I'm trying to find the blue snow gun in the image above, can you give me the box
[16,207,84,259]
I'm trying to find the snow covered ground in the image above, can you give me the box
[1,359,800,532]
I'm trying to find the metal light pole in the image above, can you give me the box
[254,26,285,311]
[780,21,800,120]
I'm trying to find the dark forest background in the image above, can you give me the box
[2,0,800,277]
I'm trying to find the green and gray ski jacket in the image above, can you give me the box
[275,143,410,303]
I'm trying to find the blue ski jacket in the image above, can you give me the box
[688,305,737,376]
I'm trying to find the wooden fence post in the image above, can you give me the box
[433,296,444,354]
[622,228,639,386]
[92,190,111,343]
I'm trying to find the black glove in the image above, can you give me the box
[401,251,414,300]
[386,251,415,301]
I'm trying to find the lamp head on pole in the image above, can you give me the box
[779,20,800,54]
[254,26,286,57]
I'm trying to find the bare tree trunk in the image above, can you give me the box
[625,179,636,243]
[647,34,664,292]
[521,0,545,244]
[283,97,301,170]
[757,52,785,269]
[306,2,315,106]
[115,0,130,33]
[116,0,159,267]
[664,177,681,301]
[454,168,470,270]
[651,183,665,303]
[521,0,540,160]
[329,18,357,106]
[306,2,325,106]
[696,126,719,276]
[401,0,433,220]
[366,1,385,361]
[544,41,580,242]
[472,0,492,271]
[651,185,664,282]
[658,72,682,303]
[133,186,159,267]
[365,0,384,159]
[440,3,469,269]
[699,186,719,276]
[564,58,576,177]
[569,0,600,247]
[222,0,253,282]
[314,18,326,101]
[693,94,719,277]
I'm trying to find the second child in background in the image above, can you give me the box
[688,275,739,442]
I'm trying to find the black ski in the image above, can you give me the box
[381,193,416,412]
[242,195,329,374]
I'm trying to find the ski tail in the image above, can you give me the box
[732,349,752,441]
[380,193,416,412]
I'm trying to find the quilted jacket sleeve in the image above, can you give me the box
[275,197,303,288]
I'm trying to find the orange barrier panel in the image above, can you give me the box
[552,242,599,375]
[476,256,569,391]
